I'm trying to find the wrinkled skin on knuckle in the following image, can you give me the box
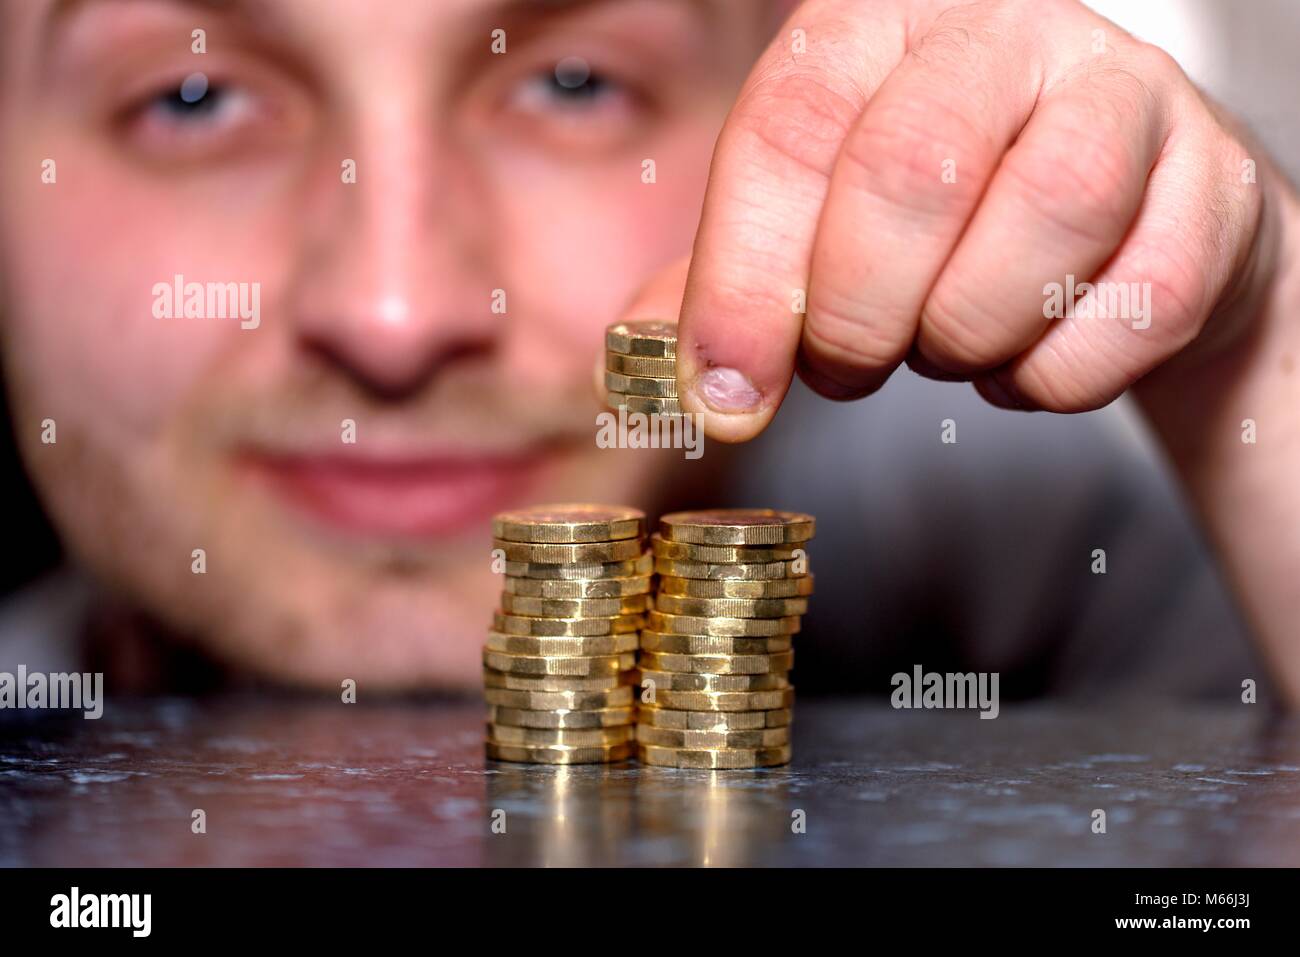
[920,281,1014,370]
[838,90,993,215]
[1001,100,1148,245]
[731,70,865,180]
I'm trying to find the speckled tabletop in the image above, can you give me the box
[2,697,1298,866]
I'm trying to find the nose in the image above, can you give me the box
[287,119,497,397]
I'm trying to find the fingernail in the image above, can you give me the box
[694,367,762,414]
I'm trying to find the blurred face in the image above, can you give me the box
[0,0,769,689]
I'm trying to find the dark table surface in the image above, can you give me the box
[2,696,1298,866]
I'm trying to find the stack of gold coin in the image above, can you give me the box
[604,320,680,415]
[639,509,814,769]
[484,504,651,765]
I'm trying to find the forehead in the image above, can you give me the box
[5,0,747,74]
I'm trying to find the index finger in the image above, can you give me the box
[675,0,908,441]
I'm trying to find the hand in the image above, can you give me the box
[622,0,1280,442]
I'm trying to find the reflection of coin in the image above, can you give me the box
[488,705,636,729]
[503,575,652,599]
[484,685,635,710]
[637,743,792,769]
[488,723,635,747]
[659,509,815,545]
[657,575,815,599]
[636,706,793,731]
[636,725,791,749]
[487,741,634,765]
[639,670,790,692]
[492,504,645,543]
[640,649,794,675]
[605,320,677,357]
[638,632,792,655]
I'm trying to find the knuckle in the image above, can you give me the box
[804,295,908,370]
[1000,122,1137,245]
[1125,241,1207,347]
[1015,339,1118,412]
[838,89,992,214]
[920,282,1008,369]
[732,71,864,180]
[1132,41,1188,88]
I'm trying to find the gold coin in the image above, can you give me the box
[605,320,677,358]
[653,557,806,581]
[488,723,635,748]
[639,631,792,655]
[646,610,800,637]
[651,688,795,712]
[604,370,677,398]
[606,391,683,416]
[606,353,676,377]
[501,593,649,617]
[640,649,794,675]
[637,743,792,769]
[487,741,634,765]
[640,670,790,692]
[482,649,638,677]
[483,669,635,692]
[637,705,793,731]
[503,575,652,599]
[484,685,635,709]
[492,613,642,636]
[493,537,644,563]
[484,631,640,656]
[636,725,791,749]
[488,705,635,729]
[651,594,808,618]
[657,575,815,599]
[650,533,801,563]
[503,552,653,580]
[659,509,815,546]
[492,504,644,543]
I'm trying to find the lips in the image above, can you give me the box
[246,450,550,539]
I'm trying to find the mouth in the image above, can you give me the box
[243,447,556,539]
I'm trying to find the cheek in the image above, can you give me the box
[0,144,280,441]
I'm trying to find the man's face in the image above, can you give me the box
[0,0,768,689]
